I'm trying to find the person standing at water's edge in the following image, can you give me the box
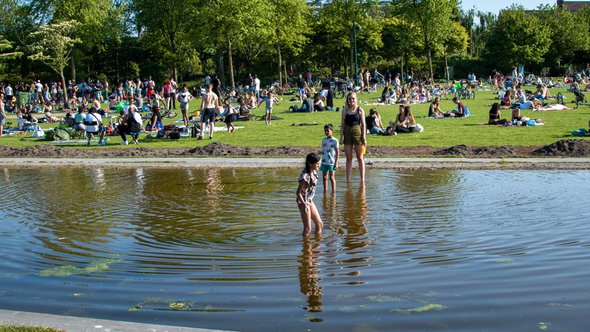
[297,153,323,236]
[340,92,366,182]
[321,124,339,193]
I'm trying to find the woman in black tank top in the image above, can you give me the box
[339,92,366,182]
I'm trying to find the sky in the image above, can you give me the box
[459,0,554,14]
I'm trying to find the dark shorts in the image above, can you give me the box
[343,125,362,145]
[201,108,216,124]
[224,113,237,124]
[163,93,170,98]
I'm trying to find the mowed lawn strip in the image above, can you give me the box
[1,87,589,149]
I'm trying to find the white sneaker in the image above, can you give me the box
[132,139,139,144]
[121,140,128,145]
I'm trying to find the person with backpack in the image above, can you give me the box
[118,105,143,145]
[85,107,106,146]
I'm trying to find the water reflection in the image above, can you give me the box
[298,235,323,312]
[341,183,369,251]
[1,168,590,332]
[321,192,338,227]
[325,184,371,283]
[204,169,224,212]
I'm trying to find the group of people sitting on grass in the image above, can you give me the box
[363,105,424,136]
[488,102,544,127]
[60,103,143,146]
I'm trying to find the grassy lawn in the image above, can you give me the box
[1,86,589,149]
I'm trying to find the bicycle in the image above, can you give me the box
[454,82,475,100]
[334,80,353,99]
[141,104,178,121]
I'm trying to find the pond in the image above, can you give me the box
[0,167,589,331]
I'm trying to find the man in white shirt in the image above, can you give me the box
[254,75,261,99]
[85,107,106,146]
[4,84,13,99]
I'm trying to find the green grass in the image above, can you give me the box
[0,325,64,332]
[2,86,589,150]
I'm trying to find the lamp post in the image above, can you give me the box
[353,23,361,87]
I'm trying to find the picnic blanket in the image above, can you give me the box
[534,104,571,111]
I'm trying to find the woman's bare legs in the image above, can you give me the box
[344,144,353,180]
[354,144,365,183]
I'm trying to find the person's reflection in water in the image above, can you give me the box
[339,183,370,280]
[322,191,338,228]
[298,234,323,312]
[342,183,368,248]
[204,169,224,211]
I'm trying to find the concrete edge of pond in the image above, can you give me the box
[1,157,590,169]
[0,309,232,332]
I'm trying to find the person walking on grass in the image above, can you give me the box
[321,124,339,193]
[199,83,219,140]
[297,153,323,236]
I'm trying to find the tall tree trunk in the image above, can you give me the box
[116,47,120,83]
[284,61,288,88]
[60,71,67,107]
[444,52,449,82]
[350,29,354,83]
[401,53,405,85]
[70,57,76,83]
[227,37,235,88]
[278,44,282,87]
[427,43,434,83]
[217,48,224,86]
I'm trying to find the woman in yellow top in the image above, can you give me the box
[339,92,366,182]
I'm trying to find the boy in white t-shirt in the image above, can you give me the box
[320,124,339,192]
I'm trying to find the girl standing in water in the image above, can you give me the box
[297,153,323,236]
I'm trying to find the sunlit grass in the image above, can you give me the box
[1,86,589,149]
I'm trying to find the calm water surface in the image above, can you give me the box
[0,167,589,331]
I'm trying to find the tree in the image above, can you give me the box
[536,5,589,69]
[439,21,468,81]
[28,0,122,81]
[313,0,383,80]
[268,0,309,86]
[27,20,81,94]
[394,0,456,82]
[0,35,22,61]
[133,0,201,80]
[380,16,421,83]
[196,0,271,88]
[484,6,551,70]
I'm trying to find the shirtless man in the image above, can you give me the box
[199,84,219,140]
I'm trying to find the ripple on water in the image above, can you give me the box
[1,168,590,332]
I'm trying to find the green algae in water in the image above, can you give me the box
[367,294,402,303]
[168,302,190,310]
[38,258,121,277]
[39,265,83,277]
[539,322,550,330]
[495,259,514,263]
[392,303,446,314]
[336,294,354,300]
